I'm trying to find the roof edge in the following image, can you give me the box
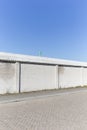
[0,52,87,67]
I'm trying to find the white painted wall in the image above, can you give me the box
[0,61,87,94]
[83,68,87,86]
[59,67,82,88]
[21,64,57,92]
[0,62,18,94]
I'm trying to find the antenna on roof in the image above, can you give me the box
[38,51,42,57]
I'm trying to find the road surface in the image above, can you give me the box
[0,90,87,130]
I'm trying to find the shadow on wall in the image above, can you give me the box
[59,66,65,74]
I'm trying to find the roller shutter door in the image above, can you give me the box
[21,64,57,92]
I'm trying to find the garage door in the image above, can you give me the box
[59,66,82,88]
[21,64,57,92]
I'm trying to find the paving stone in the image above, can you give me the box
[0,91,87,130]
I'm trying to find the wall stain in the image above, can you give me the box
[59,67,65,74]
[0,63,15,80]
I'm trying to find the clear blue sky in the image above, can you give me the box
[0,0,87,61]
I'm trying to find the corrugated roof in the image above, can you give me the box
[0,52,87,67]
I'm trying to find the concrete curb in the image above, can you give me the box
[0,88,87,104]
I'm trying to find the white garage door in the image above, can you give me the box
[59,66,82,88]
[21,64,57,92]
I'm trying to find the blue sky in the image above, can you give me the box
[0,0,87,61]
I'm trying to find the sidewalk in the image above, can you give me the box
[0,87,87,104]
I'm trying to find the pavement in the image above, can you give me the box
[0,87,87,104]
[0,87,87,130]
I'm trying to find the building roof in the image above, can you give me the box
[0,52,87,67]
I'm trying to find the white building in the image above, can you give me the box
[0,52,87,94]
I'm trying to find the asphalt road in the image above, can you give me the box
[0,90,87,130]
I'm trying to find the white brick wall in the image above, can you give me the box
[0,62,18,94]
